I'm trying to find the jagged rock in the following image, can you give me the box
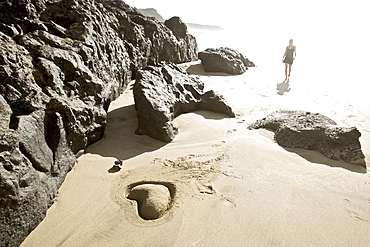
[0,0,198,245]
[134,62,235,142]
[198,47,255,75]
[129,14,197,65]
[17,110,53,172]
[164,16,188,39]
[249,110,366,166]
[163,16,198,62]
[0,95,12,129]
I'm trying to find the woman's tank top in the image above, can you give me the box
[286,47,295,59]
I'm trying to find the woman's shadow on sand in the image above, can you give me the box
[276,79,291,95]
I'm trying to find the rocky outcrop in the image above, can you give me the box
[134,62,235,142]
[0,0,198,245]
[249,110,366,166]
[198,47,255,74]
[138,8,165,22]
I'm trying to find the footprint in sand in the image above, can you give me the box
[127,183,174,220]
[227,129,237,134]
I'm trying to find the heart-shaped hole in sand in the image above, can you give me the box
[126,182,175,220]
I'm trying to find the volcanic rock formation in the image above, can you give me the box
[134,62,235,142]
[249,110,366,166]
[0,0,198,245]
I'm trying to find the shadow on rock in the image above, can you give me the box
[186,63,236,77]
[86,104,167,161]
[193,110,231,120]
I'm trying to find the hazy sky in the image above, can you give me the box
[122,0,370,104]
[123,0,369,30]
[123,0,370,67]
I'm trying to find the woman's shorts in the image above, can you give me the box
[284,57,293,65]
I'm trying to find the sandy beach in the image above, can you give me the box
[21,60,370,246]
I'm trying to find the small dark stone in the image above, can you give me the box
[114,160,123,166]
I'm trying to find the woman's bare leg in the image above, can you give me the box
[285,63,288,79]
[287,64,292,78]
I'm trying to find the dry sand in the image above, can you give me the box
[21,61,370,246]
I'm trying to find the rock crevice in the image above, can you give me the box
[0,0,198,245]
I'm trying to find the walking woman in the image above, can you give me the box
[282,39,296,80]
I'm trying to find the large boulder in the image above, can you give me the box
[198,47,255,74]
[249,110,366,166]
[0,0,198,245]
[134,62,235,142]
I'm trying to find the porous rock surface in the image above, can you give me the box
[0,0,198,245]
[249,110,366,166]
[198,47,255,74]
[134,62,235,142]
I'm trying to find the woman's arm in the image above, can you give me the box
[293,46,297,60]
[282,47,287,61]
